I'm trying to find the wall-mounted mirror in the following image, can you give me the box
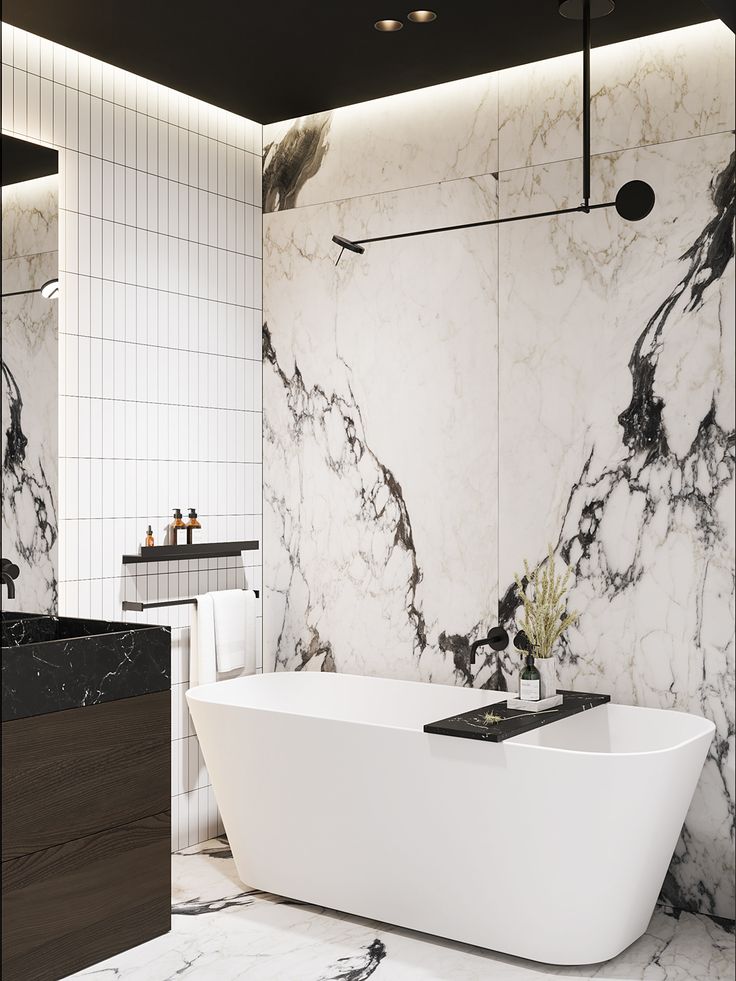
[2,134,59,613]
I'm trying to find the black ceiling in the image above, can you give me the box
[2,134,58,185]
[1,1,728,124]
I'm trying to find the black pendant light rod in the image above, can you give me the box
[332,0,655,262]
[582,0,591,210]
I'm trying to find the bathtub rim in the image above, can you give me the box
[186,672,715,759]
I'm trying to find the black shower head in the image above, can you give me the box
[332,235,365,255]
[614,180,656,221]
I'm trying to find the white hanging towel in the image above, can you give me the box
[190,592,217,688]
[211,588,257,675]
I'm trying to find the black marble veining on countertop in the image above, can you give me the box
[424,690,611,742]
[0,610,45,642]
[2,612,171,722]
[1,611,150,648]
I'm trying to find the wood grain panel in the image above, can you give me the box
[2,691,170,859]
[2,810,170,981]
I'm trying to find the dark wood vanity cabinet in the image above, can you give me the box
[1,691,171,981]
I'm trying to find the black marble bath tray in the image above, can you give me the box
[424,690,610,742]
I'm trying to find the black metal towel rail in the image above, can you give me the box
[122,589,259,612]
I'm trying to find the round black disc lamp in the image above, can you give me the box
[332,235,365,255]
[615,180,656,221]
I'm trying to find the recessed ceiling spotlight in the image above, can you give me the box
[374,19,403,31]
[407,10,437,22]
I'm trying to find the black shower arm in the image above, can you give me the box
[349,201,615,248]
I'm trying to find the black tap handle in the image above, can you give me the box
[2,558,20,580]
[487,626,509,651]
[514,630,531,652]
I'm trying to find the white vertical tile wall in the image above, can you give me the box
[2,22,263,851]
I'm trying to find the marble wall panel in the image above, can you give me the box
[498,20,734,171]
[264,73,498,212]
[2,174,59,612]
[263,21,735,917]
[264,176,499,685]
[498,133,735,919]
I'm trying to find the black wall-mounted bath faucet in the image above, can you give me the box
[514,630,531,653]
[469,626,510,665]
[2,557,20,600]
[469,627,534,665]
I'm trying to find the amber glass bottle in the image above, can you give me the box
[172,508,186,544]
[186,508,201,545]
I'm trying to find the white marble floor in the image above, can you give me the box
[66,838,734,981]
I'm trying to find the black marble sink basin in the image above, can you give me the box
[1,611,170,722]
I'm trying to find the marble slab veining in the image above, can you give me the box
[497,135,735,920]
[263,20,735,920]
[1,174,59,615]
[61,836,736,981]
[264,71,498,212]
[498,20,735,172]
[1,614,171,722]
[264,174,500,688]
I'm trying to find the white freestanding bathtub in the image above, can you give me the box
[186,672,714,965]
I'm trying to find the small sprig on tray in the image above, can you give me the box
[482,707,558,726]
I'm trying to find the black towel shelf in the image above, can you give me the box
[122,541,259,565]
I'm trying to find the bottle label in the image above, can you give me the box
[520,679,540,701]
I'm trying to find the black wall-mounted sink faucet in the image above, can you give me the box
[2,558,20,600]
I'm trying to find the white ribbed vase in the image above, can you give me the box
[535,657,558,699]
